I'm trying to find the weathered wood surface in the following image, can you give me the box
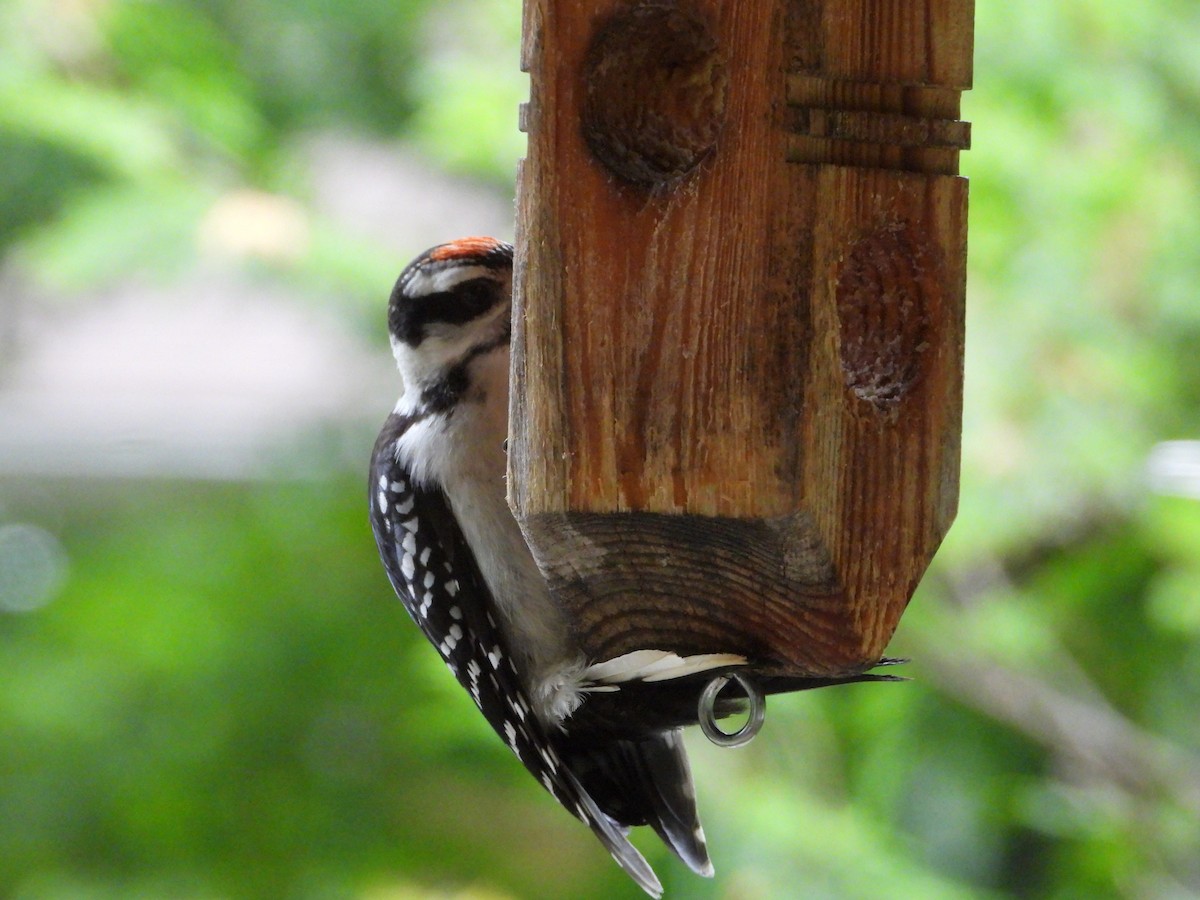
[511,0,973,677]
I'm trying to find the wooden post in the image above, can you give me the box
[511,0,972,681]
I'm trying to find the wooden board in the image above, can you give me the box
[512,0,972,676]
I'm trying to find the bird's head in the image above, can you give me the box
[388,237,514,398]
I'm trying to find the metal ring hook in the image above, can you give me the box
[698,672,766,748]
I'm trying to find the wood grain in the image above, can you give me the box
[512,0,972,677]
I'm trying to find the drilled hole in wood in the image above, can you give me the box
[835,223,942,413]
[581,0,726,187]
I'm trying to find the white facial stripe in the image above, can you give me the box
[405,264,493,296]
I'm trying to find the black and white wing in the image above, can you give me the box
[368,413,663,898]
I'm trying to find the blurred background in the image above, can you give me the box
[1,0,1198,897]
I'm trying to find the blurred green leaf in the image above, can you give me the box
[3,0,1200,897]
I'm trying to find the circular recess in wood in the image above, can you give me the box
[581,1,726,187]
[835,223,942,413]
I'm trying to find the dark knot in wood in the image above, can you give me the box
[581,1,726,188]
[835,223,942,413]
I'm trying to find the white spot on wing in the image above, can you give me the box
[510,702,526,721]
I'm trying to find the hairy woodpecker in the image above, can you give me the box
[368,237,747,896]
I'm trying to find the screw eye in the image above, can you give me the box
[698,673,765,748]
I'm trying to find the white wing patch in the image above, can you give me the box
[584,650,747,685]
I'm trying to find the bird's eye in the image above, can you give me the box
[454,279,500,317]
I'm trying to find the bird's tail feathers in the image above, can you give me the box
[637,729,714,877]
[566,769,664,898]
[567,729,714,880]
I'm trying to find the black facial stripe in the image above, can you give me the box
[421,365,470,413]
[389,277,504,346]
[419,319,512,413]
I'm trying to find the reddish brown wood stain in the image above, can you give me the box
[512,0,973,677]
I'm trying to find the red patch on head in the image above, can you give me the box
[429,236,504,262]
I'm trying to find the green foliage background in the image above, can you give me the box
[2,0,1199,897]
